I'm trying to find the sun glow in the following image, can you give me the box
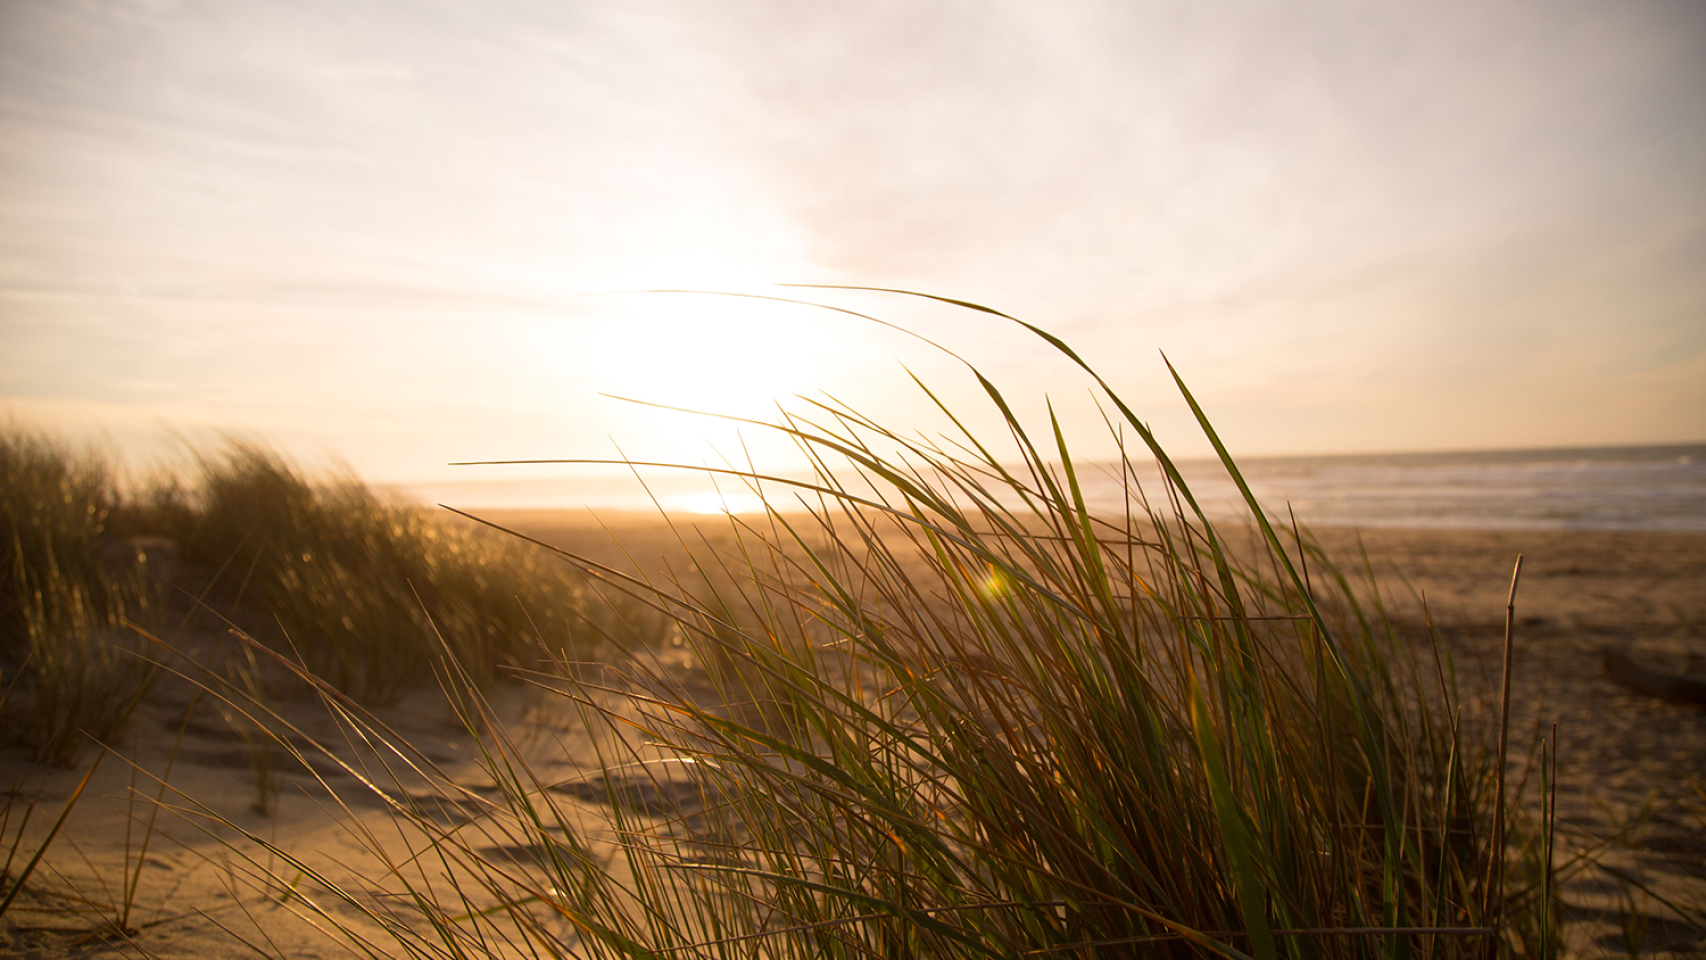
[676,491,766,515]
[584,290,836,417]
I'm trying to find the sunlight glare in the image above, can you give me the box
[677,492,766,515]
[586,287,833,417]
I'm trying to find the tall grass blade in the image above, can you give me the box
[0,744,106,917]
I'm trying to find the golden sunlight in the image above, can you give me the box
[676,491,766,515]
[585,291,833,417]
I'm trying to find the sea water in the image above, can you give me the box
[1110,444,1706,532]
[394,444,1706,532]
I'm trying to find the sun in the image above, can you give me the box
[584,289,833,418]
[511,248,896,469]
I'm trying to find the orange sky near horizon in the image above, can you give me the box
[2,0,1703,485]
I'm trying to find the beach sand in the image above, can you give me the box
[3,513,1702,958]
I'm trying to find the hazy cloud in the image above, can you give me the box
[2,0,1702,476]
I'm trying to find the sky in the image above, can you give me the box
[2,0,1704,490]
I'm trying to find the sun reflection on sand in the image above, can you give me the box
[676,492,766,515]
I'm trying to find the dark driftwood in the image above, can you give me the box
[1601,647,1706,707]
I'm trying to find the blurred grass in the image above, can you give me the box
[2,429,633,769]
[200,296,1563,959]
[145,440,618,702]
[2,429,156,766]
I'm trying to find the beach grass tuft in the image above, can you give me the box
[2,429,158,766]
[2,430,627,769]
[195,297,1559,959]
[150,440,611,703]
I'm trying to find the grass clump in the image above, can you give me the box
[1,430,158,765]
[3,431,625,763]
[149,441,608,703]
[235,294,1545,959]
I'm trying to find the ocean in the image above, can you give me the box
[391,443,1706,532]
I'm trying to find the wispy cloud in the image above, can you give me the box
[1,0,1702,477]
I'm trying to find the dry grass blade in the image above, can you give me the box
[0,745,105,918]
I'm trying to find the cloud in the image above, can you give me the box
[2,0,1702,478]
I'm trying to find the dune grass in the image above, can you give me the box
[141,440,624,703]
[193,296,1559,959]
[1,432,630,773]
[1,430,159,766]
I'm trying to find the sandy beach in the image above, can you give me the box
[3,514,1703,958]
